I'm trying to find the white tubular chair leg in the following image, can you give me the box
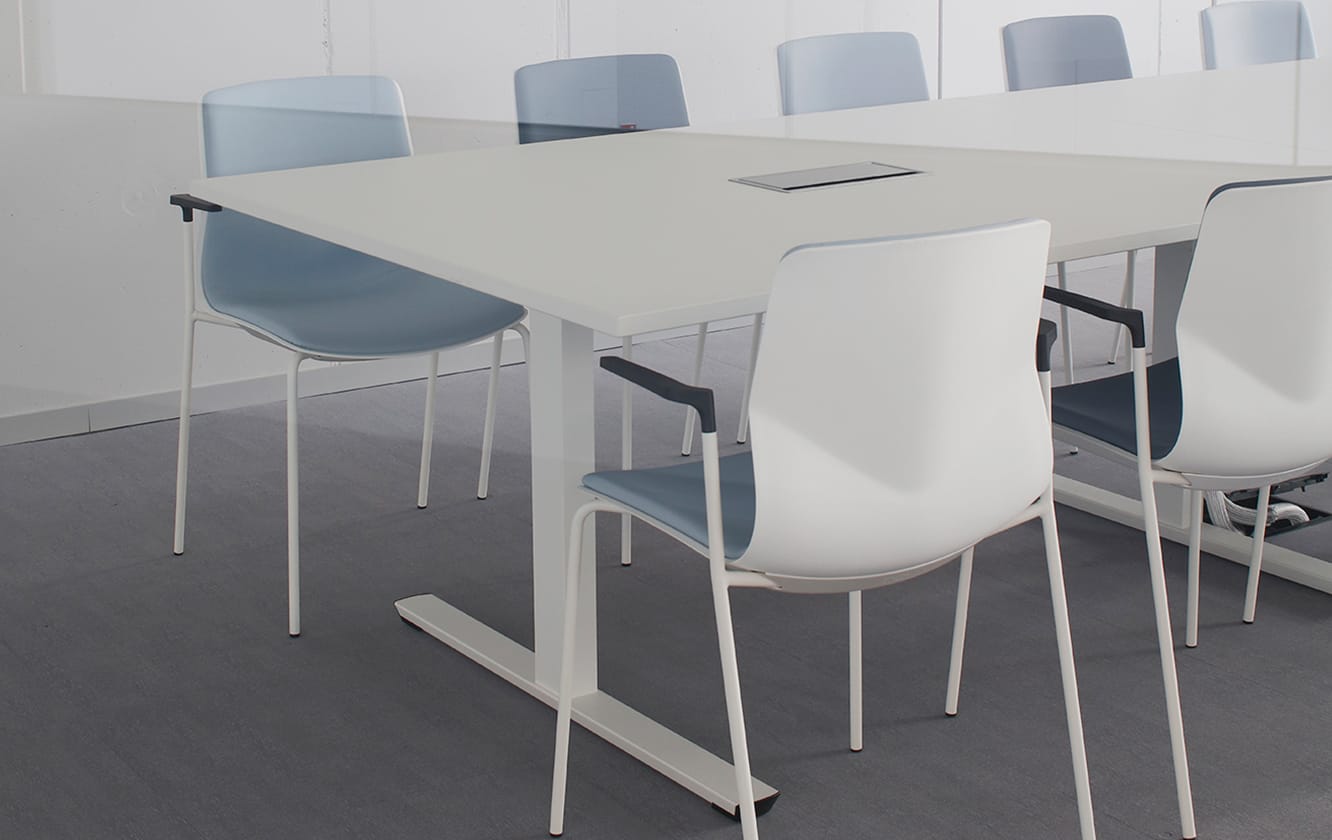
[1132,349,1197,840]
[1185,490,1204,648]
[849,590,863,752]
[417,352,440,509]
[736,313,763,444]
[550,502,597,838]
[945,547,975,717]
[1108,250,1137,365]
[1242,485,1272,624]
[1055,262,1075,385]
[1039,496,1096,840]
[620,337,634,566]
[681,322,708,456]
[286,353,303,638]
[476,335,503,500]
[173,314,196,556]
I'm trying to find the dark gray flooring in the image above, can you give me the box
[2,326,1331,840]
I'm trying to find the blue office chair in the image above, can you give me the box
[171,75,528,637]
[514,53,761,565]
[546,219,1095,840]
[776,31,930,117]
[1037,175,1332,840]
[1003,14,1140,382]
[1201,1,1317,69]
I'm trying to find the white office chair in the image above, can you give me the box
[1041,175,1332,839]
[1003,15,1141,381]
[170,76,529,636]
[514,53,763,565]
[548,219,1096,840]
[1202,1,1317,69]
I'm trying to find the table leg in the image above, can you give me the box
[396,311,779,816]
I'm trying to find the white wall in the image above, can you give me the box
[5,0,1331,444]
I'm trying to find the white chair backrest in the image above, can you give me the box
[741,220,1054,580]
[1165,176,1332,478]
[1201,1,1317,70]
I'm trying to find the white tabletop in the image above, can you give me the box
[704,59,1332,167]
[191,130,1315,338]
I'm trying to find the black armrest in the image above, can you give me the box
[170,194,222,222]
[1043,286,1147,349]
[600,356,717,434]
[1036,318,1057,373]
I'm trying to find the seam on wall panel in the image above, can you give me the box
[322,0,334,75]
[555,0,570,59]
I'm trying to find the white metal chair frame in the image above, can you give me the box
[169,79,529,638]
[548,221,1095,840]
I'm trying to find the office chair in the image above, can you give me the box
[547,219,1096,840]
[1038,174,1332,840]
[514,53,762,564]
[1202,1,1317,69]
[1003,15,1140,382]
[170,75,529,637]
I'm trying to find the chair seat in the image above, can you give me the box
[202,213,526,358]
[1051,357,1183,459]
[583,453,756,560]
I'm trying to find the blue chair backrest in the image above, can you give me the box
[199,76,412,313]
[777,32,930,116]
[1003,15,1132,91]
[1201,1,1317,70]
[514,54,688,144]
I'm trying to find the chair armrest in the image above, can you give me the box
[170,194,223,222]
[600,356,717,434]
[1044,286,1146,349]
[1036,318,1057,373]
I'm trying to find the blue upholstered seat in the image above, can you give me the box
[1050,357,1183,459]
[582,453,756,559]
[202,211,525,358]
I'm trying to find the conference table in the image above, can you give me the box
[187,59,1332,817]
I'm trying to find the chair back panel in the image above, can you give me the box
[777,32,930,116]
[1201,1,1317,70]
[1003,15,1132,91]
[741,220,1053,579]
[1164,176,1332,476]
[514,54,688,144]
[201,75,411,178]
[199,76,412,318]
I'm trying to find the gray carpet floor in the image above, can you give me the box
[2,307,1331,839]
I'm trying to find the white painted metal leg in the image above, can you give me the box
[945,547,975,717]
[737,313,763,444]
[550,503,597,837]
[1131,346,1196,839]
[621,336,634,566]
[476,335,503,500]
[1107,250,1137,365]
[1242,485,1272,624]
[712,577,760,840]
[1039,498,1096,840]
[681,322,708,456]
[1185,490,1204,648]
[849,590,863,752]
[417,352,440,509]
[172,315,196,556]
[1056,262,1075,384]
[528,312,598,693]
[286,353,302,638]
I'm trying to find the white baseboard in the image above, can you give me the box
[0,317,756,447]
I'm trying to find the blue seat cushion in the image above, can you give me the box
[201,212,526,358]
[582,453,756,560]
[1051,357,1183,459]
